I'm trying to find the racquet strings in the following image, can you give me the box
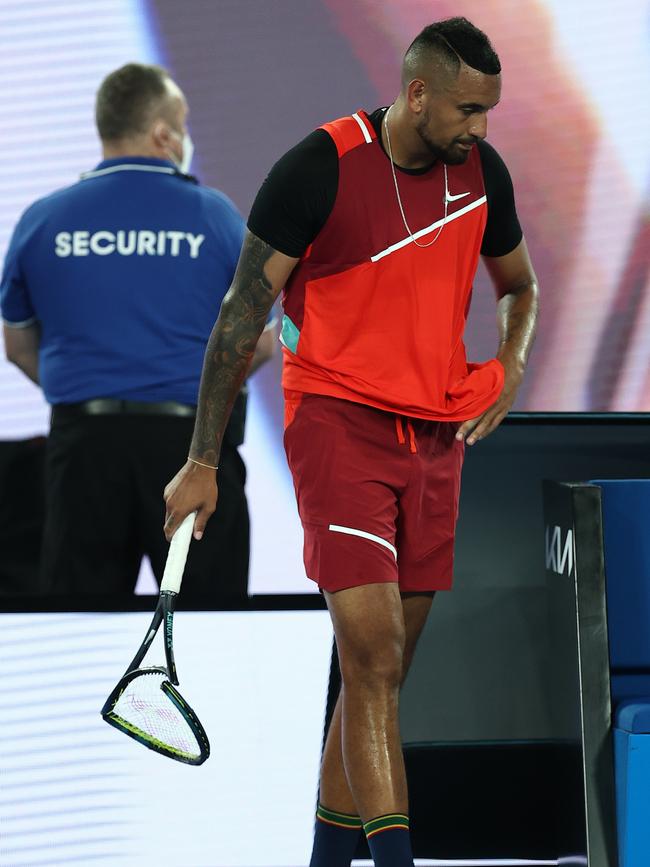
[110,670,201,761]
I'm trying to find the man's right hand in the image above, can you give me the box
[164,460,218,541]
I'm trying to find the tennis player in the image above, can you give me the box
[164,17,538,866]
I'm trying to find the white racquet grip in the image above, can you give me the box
[160,512,196,594]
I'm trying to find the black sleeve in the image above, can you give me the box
[247,129,338,258]
[478,140,523,258]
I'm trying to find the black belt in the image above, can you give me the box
[52,399,197,419]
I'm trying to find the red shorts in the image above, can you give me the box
[283,391,465,594]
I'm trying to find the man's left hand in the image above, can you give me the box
[455,357,524,446]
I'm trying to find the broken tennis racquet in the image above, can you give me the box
[101,512,210,765]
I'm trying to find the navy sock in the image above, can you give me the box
[309,803,362,867]
[364,813,414,867]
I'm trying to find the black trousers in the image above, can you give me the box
[41,413,249,599]
[0,437,46,594]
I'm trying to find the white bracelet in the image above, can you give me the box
[188,457,218,470]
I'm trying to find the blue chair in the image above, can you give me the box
[592,479,650,867]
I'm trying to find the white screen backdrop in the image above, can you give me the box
[0,610,333,867]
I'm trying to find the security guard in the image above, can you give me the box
[0,63,273,596]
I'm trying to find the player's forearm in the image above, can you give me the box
[188,307,258,465]
[248,323,276,377]
[496,281,539,377]
[189,234,276,467]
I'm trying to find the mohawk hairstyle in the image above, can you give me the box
[404,17,501,83]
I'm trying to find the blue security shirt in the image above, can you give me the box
[0,157,244,405]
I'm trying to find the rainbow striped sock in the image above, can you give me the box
[309,804,362,867]
[363,813,413,866]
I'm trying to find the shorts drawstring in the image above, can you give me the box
[395,416,417,454]
[406,421,417,454]
[395,416,406,445]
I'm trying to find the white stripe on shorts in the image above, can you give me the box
[328,524,397,561]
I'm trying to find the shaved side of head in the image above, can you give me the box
[401,17,501,92]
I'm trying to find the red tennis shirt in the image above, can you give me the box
[259,110,507,421]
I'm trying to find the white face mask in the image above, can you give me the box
[168,129,194,174]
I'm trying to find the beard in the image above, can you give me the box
[415,115,474,165]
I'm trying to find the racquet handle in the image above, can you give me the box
[161,512,196,594]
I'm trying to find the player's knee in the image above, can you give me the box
[339,632,404,690]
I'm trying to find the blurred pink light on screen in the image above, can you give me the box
[323,0,650,410]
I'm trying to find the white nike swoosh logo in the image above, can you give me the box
[446,191,471,202]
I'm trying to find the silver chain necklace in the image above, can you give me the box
[383,105,448,248]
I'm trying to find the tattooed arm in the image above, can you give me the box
[164,231,299,540]
[456,237,539,446]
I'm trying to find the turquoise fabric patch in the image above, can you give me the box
[280,314,300,353]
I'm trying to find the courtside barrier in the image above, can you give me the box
[543,481,618,867]
[592,479,650,867]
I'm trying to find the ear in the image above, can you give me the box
[151,120,171,150]
[406,79,426,113]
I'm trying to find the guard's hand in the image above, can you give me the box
[455,357,523,446]
[164,460,218,541]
